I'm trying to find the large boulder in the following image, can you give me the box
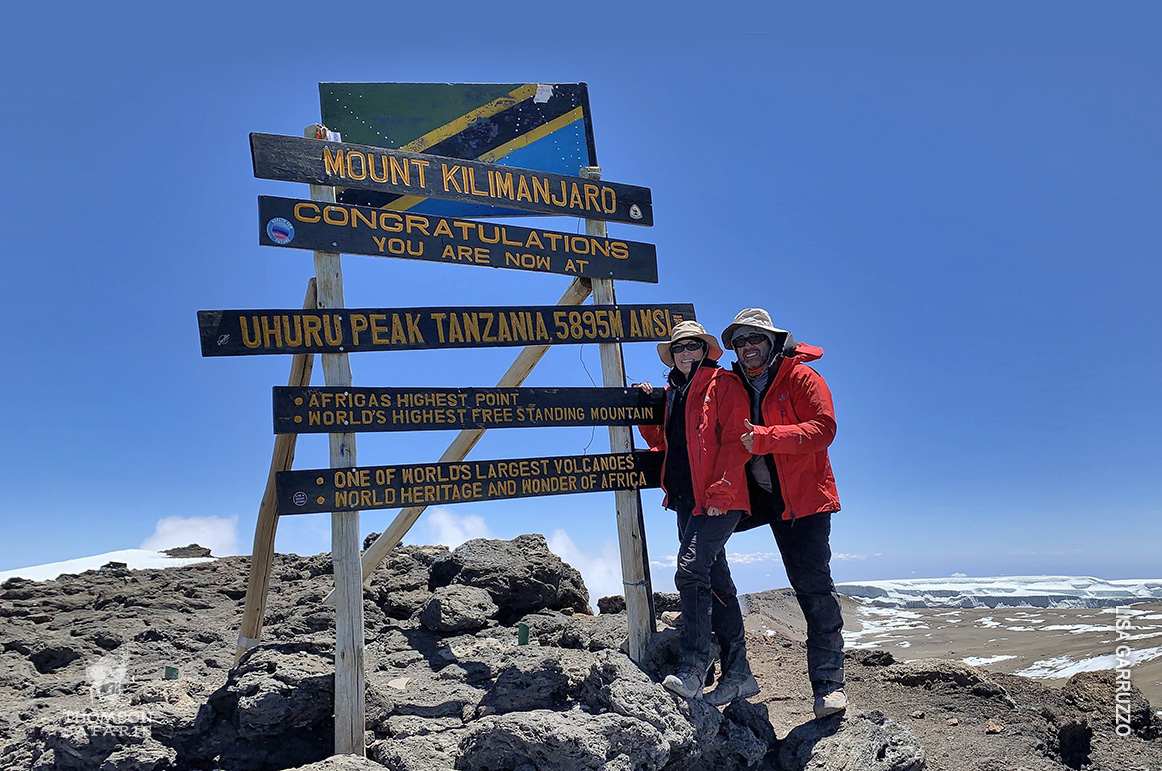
[1061,670,1159,740]
[366,544,450,620]
[418,586,498,634]
[779,710,926,771]
[187,643,335,770]
[429,535,590,620]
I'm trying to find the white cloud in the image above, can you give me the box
[951,572,968,577]
[730,551,783,565]
[546,528,623,606]
[405,508,493,549]
[140,515,239,556]
[833,553,867,561]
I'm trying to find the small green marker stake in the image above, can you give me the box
[163,667,179,680]
[518,623,530,645]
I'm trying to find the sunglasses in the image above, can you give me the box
[668,340,706,354]
[732,333,769,349]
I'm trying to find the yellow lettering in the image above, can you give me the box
[294,202,320,223]
[370,313,389,345]
[379,212,403,232]
[390,156,410,186]
[346,151,367,180]
[324,148,344,176]
[368,154,389,183]
[495,172,514,199]
[390,313,407,345]
[442,164,462,193]
[350,314,368,345]
[323,206,348,226]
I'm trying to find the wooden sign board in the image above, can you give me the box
[276,451,664,515]
[259,196,658,283]
[199,304,695,357]
[273,386,665,434]
[250,133,653,226]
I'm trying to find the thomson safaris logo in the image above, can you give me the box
[87,652,128,707]
[58,652,151,738]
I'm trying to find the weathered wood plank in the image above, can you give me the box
[272,386,664,434]
[276,451,664,516]
[259,195,658,283]
[234,278,317,666]
[583,165,656,664]
[198,304,695,356]
[303,151,364,758]
[250,132,653,226]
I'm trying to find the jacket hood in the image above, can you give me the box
[730,337,823,381]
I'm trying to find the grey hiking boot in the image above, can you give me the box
[704,668,760,707]
[663,666,705,699]
[813,688,848,718]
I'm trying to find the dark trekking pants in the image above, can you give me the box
[770,511,845,696]
[674,508,746,674]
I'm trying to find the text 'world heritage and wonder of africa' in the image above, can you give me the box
[276,452,664,514]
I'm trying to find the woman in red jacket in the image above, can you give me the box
[637,321,758,706]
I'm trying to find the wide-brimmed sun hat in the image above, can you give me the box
[720,308,789,350]
[658,320,723,367]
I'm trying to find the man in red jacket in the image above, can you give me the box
[722,308,847,719]
[637,321,758,705]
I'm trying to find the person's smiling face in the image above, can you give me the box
[733,331,772,371]
[670,338,706,376]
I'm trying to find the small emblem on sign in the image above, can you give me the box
[267,217,295,245]
[216,334,230,346]
[292,491,308,506]
[629,205,643,220]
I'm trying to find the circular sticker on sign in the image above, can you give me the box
[292,491,308,507]
[266,217,295,245]
[629,205,643,220]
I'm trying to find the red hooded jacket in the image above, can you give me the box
[638,362,752,516]
[736,342,840,521]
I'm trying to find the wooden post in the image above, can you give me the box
[322,276,593,605]
[234,279,318,665]
[581,166,656,663]
[305,127,365,757]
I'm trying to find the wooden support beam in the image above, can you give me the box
[322,276,592,605]
[582,166,656,664]
[306,126,365,758]
[234,278,318,666]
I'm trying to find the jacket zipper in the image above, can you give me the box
[770,376,795,523]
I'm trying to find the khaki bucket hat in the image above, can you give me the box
[658,320,723,367]
[720,308,789,350]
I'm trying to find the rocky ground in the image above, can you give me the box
[1,535,1159,770]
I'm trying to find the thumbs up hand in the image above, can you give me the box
[742,419,755,453]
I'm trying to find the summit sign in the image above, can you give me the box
[250,133,654,226]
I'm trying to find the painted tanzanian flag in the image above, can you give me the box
[319,83,598,219]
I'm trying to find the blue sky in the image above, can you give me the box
[2,11,1159,600]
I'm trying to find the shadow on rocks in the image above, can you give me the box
[779,710,925,771]
[178,642,335,771]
